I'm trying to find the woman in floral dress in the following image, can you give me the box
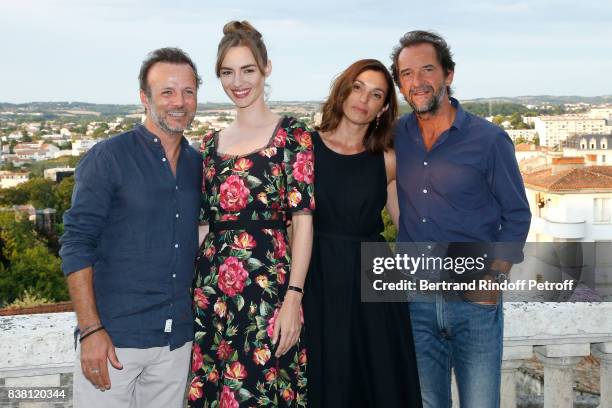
[189,21,314,407]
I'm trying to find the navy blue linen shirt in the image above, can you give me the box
[60,125,202,349]
[395,98,531,262]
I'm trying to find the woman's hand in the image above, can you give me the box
[272,291,303,357]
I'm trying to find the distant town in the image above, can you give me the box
[1,96,611,306]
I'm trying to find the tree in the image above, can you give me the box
[492,115,505,126]
[19,178,56,209]
[0,161,17,171]
[0,213,68,305]
[533,135,540,146]
[54,176,75,219]
[0,186,29,207]
[92,123,109,138]
[514,136,527,145]
[381,209,397,242]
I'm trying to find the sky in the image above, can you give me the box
[1,0,611,104]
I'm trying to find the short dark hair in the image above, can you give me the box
[390,30,455,94]
[139,47,202,97]
[317,59,398,153]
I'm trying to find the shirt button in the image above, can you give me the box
[175,213,180,218]
[427,245,432,250]
[423,189,428,194]
[175,185,179,190]
[422,218,427,223]
[154,138,158,143]
[424,161,428,166]
[174,243,179,248]
[172,274,176,278]
[162,157,167,162]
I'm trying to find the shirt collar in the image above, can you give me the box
[135,124,189,149]
[404,96,468,134]
[449,97,468,131]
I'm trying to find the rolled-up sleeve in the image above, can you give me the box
[488,132,532,262]
[59,145,117,275]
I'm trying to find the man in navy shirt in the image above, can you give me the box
[60,48,202,407]
[390,31,531,407]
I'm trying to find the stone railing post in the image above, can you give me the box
[534,344,590,408]
[501,345,534,408]
[591,342,612,408]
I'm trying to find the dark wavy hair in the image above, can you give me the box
[138,47,201,97]
[389,30,455,96]
[316,59,398,153]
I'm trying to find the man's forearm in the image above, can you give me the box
[66,267,101,331]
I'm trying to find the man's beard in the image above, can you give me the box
[148,101,195,135]
[407,84,446,115]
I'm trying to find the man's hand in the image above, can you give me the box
[80,329,122,390]
[463,259,512,305]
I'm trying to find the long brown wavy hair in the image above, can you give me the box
[317,59,398,153]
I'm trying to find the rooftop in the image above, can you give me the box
[523,165,612,192]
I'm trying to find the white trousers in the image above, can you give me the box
[73,341,192,408]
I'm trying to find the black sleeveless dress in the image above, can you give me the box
[303,132,422,407]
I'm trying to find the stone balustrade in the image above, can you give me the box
[2,303,612,407]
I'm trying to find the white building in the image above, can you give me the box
[44,167,75,182]
[588,107,612,119]
[515,143,548,163]
[522,159,612,242]
[563,133,611,165]
[533,115,612,148]
[507,129,538,143]
[0,171,29,189]
[13,142,59,161]
[72,138,100,156]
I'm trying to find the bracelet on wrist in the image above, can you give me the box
[79,326,105,343]
[287,285,304,294]
[79,323,102,336]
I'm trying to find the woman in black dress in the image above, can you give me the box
[303,59,422,407]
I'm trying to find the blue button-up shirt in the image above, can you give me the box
[395,98,531,262]
[60,125,202,349]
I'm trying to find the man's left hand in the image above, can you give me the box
[463,259,512,305]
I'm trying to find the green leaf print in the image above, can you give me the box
[233,294,245,311]
[246,257,264,272]
[259,300,273,317]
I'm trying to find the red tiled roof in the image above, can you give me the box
[551,157,584,164]
[515,143,535,152]
[523,166,612,191]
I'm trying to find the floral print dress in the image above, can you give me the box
[190,116,315,408]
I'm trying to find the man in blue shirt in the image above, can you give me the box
[60,48,202,407]
[390,31,531,407]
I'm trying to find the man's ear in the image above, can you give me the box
[139,89,149,111]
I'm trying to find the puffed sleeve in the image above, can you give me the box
[199,130,215,224]
[283,118,315,213]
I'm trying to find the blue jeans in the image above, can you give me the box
[409,295,503,408]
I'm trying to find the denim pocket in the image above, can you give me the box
[461,297,500,310]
